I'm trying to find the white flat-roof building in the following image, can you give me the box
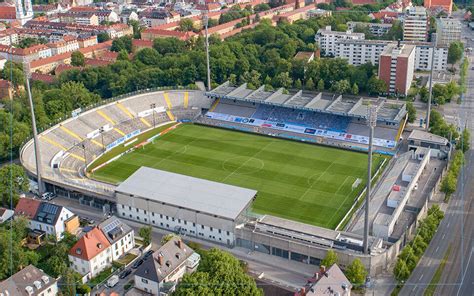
[315,26,365,57]
[334,39,448,71]
[403,6,428,42]
[436,18,461,46]
[116,167,257,246]
[347,21,393,36]
[408,129,450,159]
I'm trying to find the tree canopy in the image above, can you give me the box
[174,248,263,296]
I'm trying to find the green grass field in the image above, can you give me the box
[92,124,386,229]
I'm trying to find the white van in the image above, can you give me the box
[106,275,119,288]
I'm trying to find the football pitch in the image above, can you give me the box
[92,124,386,229]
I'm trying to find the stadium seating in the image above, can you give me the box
[251,104,350,133]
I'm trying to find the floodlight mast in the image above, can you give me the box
[364,105,377,255]
[23,61,44,195]
[203,10,211,91]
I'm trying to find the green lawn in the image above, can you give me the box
[92,124,386,229]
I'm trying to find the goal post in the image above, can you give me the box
[352,178,362,191]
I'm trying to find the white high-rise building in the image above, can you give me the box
[403,6,429,42]
[436,18,461,46]
[315,26,365,57]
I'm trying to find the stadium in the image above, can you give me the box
[21,83,407,272]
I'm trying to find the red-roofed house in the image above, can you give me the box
[0,207,14,223]
[142,28,197,41]
[369,11,400,23]
[351,0,376,4]
[31,72,56,84]
[132,39,153,52]
[69,227,112,281]
[424,0,452,15]
[14,198,41,220]
[84,58,112,67]
[54,64,80,75]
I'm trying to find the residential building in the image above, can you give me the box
[0,265,58,296]
[98,216,135,261]
[120,9,139,24]
[0,44,52,63]
[294,51,315,63]
[59,12,100,26]
[69,227,112,281]
[436,17,461,46]
[347,21,393,36]
[307,9,332,18]
[140,10,181,27]
[47,36,80,55]
[14,198,79,241]
[403,6,428,42]
[424,0,453,15]
[0,207,14,223]
[315,26,365,57]
[134,237,200,295]
[334,39,447,71]
[116,167,256,246]
[142,28,197,41]
[379,42,416,96]
[78,35,98,48]
[297,264,352,296]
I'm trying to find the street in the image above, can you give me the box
[399,12,474,296]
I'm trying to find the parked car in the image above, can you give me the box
[41,192,55,200]
[132,259,144,269]
[106,275,119,288]
[119,269,132,279]
[143,250,154,259]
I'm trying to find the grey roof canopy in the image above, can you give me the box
[207,82,407,123]
[116,167,257,221]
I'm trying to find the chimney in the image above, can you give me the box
[300,287,305,295]
[177,239,183,249]
[397,39,401,48]
[320,265,326,274]
[157,254,163,265]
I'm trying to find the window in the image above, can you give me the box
[201,225,204,230]
[122,213,125,216]
[152,220,155,224]
[184,221,187,225]
[144,210,147,214]
[144,218,147,222]
[136,208,139,213]
[152,212,154,217]
[160,214,163,218]
[166,216,169,220]
[129,214,132,218]
[193,222,196,227]
[160,222,163,226]
[178,219,181,223]
[122,205,124,209]
[129,206,131,210]
[227,231,230,236]
[218,229,221,234]
[137,216,140,220]
[210,227,213,231]
[166,224,169,228]
[141,278,149,284]
[172,217,175,222]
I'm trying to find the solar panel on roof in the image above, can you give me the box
[102,218,122,234]
[41,203,59,215]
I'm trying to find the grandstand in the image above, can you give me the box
[21,90,211,208]
[204,82,407,152]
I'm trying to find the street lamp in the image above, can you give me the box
[363,105,377,255]
[150,103,156,127]
[23,60,44,195]
[81,143,87,170]
[202,10,211,91]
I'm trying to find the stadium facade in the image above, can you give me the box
[21,84,409,274]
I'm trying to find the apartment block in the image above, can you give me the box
[347,21,393,36]
[379,42,416,96]
[403,6,428,42]
[436,17,461,46]
[315,26,365,56]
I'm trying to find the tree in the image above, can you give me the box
[272,72,292,89]
[367,76,387,95]
[117,50,129,61]
[305,77,314,90]
[351,83,359,95]
[294,79,302,89]
[97,32,110,43]
[394,259,410,282]
[406,101,416,123]
[317,79,325,91]
[440,170,457,197]
[0,164,28,207]
[71,51,85,67]
[419,86,429,102]
[161,233,178,244]
[179,18,194,32]
[456,128,470,152]
[2,61,25,86]
[76,284,91,296]
[175,248,263,295]
[139,226,152,246]
[320,250,338,268]
[399,245,418,271]
[129,19,142,39]
[447,41,464,67]
[111,36,133,53]
[332,79,350,94]
[345,259,367,287]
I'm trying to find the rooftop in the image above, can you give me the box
[98,216,132,245]
[69,227,111,261]
[135,237,197,283]
[0,265,56,296]
[408,129,448,145]
[14,198,41,219]
[115,167,257,221]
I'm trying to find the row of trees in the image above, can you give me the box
[440,150,465,199]
[394,205,444,282]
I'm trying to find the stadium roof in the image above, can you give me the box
[206,82,407,123]
[115,167,257,221]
